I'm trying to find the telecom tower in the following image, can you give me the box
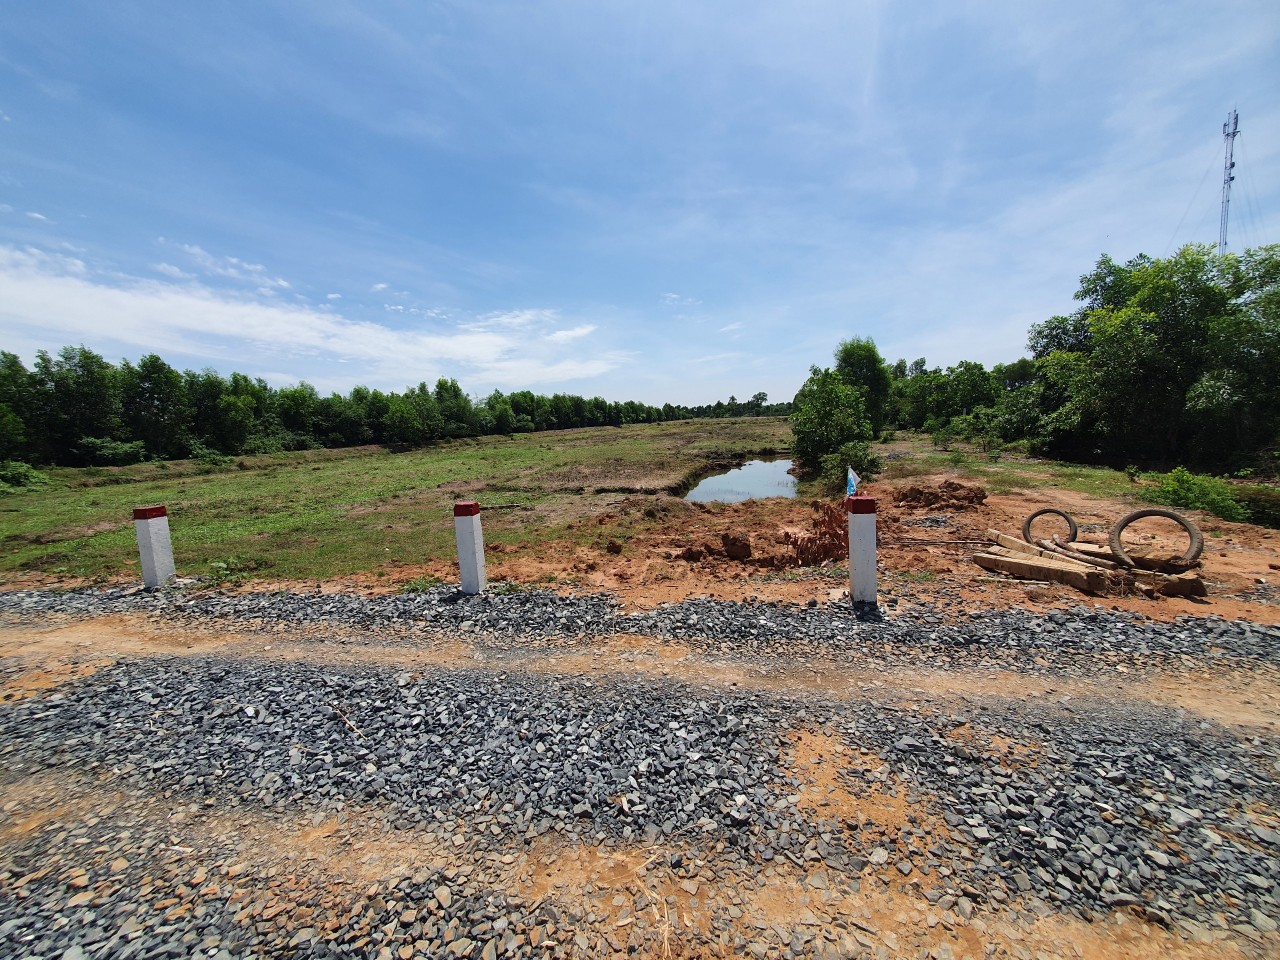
[1219,110,1239,254]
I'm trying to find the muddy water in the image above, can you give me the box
[684,458,797,503]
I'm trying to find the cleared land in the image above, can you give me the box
[1,420,1278,959]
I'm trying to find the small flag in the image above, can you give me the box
[847,467,860,496]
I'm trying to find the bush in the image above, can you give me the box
[77,437,146,466]
[1235,485,1280,529]
[817,442,882,497]
[1145,467,1249,522]
[188,441,233,467]
[790,367,872,472]
[929,424,956,451]
[0,460,50,495]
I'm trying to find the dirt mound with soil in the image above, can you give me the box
[894,479,988,511]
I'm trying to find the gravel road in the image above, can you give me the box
[1,585,1277,959]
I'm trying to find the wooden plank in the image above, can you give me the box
[987,530,1091,568]
[973,552,1104,593]
[1158,571,1208,597]
[1035,538,1120,570]
[1072,542,1124,564]
[987,546,1097,574]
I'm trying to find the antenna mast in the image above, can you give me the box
[1219,109,1239,254]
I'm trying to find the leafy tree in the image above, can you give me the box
[834,337,892,437]
[404,383,444,442]
[382,394,426,446]
[0,353,33,461]
[434,378,475,437]
[484,390,516,435]
[790,367,873,473]
[1031,243,1280,467]
[30,346,124,465]
[120,354,191,459]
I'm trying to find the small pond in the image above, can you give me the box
[684,459,797,503]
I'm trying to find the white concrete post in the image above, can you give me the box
[453,501,486,595]
[846,495,877,606]
[133,505,176,589]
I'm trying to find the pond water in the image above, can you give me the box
[684,459,797,503]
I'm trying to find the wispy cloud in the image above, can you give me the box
[25,212,48,221]
[545,324,596,343]
[0,245,626,391]
[661,292,701,307]
[177,243,290,290]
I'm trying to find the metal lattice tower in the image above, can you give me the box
[1219,110,1239,254]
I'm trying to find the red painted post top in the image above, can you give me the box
[844,496,877,515]
[453,501,481,517]
[133,505,168,520]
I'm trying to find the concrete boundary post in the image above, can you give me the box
[453,501,486,595]
[845,495,877,606]
[133,505,175,589]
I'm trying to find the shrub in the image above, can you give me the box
[188,441,233,467]
[1234,485,1280,529]
[929,424,956,450]
[817,441,882,497]
[1145,467,1249,522]
[790,367,872,472]
[77,437,146,466]
[0,460,50,495]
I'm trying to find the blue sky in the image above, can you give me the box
[1,2,1276,406]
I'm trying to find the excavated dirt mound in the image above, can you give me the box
[893,479,988,511]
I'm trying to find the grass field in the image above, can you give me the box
[0,418,790,583]
[6,420,1264,587]
[877,436,1143,500]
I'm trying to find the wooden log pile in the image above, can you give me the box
[973,529,1206,597]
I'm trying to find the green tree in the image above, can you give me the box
[1030,243,1280,467]
[30,346,124,465]
[484,390,516,435]
[434,378,475,437]
[382,395,426,445]
[790,366,873,472]
[120,354,191,459]
[0,353,34,461]
[834,337,893,436]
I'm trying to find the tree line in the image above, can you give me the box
[792,243,1280,487]
[0,350,790,467]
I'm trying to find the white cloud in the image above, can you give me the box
[717,322,743,333]
[0,245,625,391]
[25,212,48,221]
[153,262,193,279]
[472,308,557,329]
[545,324,596,343]
[326,292,341,300]
[661,292,701,307]
[370,282,388,292]
[177,243,290,289]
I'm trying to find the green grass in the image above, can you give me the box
[879,434,1143,500]
[0,419,791,583]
